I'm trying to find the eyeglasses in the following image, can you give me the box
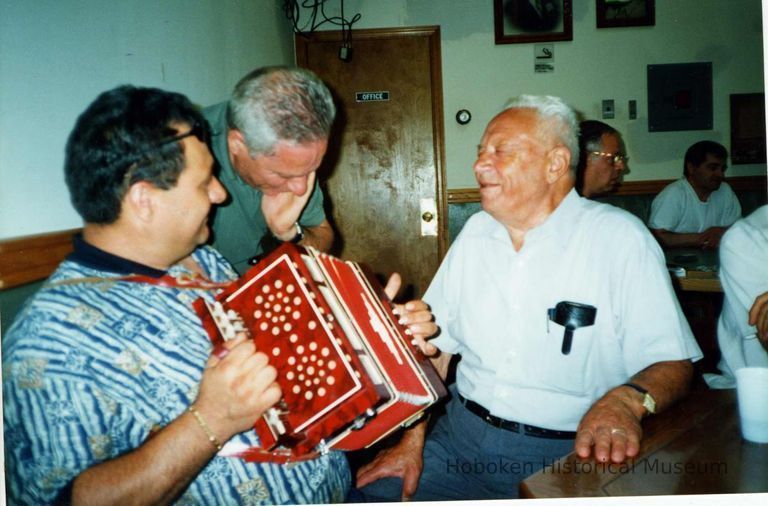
[590,151,628,165]
[153,121,211,149]
[120,121,211,187]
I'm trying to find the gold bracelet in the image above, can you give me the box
[188,405,223,451]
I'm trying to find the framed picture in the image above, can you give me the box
[494,0,573,45]
[596,0,655,28]
[730,93,766,165]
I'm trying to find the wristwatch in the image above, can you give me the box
[289,222,304,244]
[622,382,656,415]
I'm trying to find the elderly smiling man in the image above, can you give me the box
[353,95,702,502]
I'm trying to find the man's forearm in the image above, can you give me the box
[300,219,334,252]
[651,229,702,249]
[621,359,694,418]
[72,410,221,505]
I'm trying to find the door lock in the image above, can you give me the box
[420,198,437,236]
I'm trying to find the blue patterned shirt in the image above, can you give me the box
[2,239,349,504]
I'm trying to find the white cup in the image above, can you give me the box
[734,367,768,444]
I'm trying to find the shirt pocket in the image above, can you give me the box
[526,320,596,395]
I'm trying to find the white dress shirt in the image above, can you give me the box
[707,205,768,388]
[427,190,702,431]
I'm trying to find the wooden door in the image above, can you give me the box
[296,26,446,299]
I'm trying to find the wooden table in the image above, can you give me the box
[674,269,722,293]
[666,249,722,293]
[520,389,768,498]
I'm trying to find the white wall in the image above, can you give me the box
[307,0,767,188]
[0,0,294,239]
[2,1,766,239]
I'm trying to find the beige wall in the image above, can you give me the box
[1,1,765,239]
[307,0,766,188]
[0,0,294,239]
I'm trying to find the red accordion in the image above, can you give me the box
[194,243,446,462]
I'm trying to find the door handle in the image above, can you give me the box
[420,198,437,237]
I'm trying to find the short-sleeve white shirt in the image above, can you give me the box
[648,178,741,232]
[711,205,768,387]
[426,190,702,431]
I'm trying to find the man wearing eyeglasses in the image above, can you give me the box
[649,140,742,249]
[2,86,381,504]
[576,120,629,198]
[203,66,335,274]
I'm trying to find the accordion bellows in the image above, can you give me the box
[195,243,446,461]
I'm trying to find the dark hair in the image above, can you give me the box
[576,120,619,195]
[226,66,336,156]
[683,141,728,175]
[64,85,206,224]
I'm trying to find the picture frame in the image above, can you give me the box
[730,93,766,165]
[494,0,573,45]
[596,0,655,28]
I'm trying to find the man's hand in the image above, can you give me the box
[355,424,427,501]
[261,172,316,241]
[698,226,727,250]
[575,360,692,464]
[749,291,768,348]
[383,273,439,356]
[574,386,643,464]
[196,334,282,441]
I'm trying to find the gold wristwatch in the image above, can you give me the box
[622,382,656,415]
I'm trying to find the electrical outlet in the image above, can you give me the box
[602,99,615,119]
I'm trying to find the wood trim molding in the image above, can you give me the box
[0,228,80,290]
[447,175,767,203]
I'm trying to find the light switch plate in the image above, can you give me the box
[629,100,637,119]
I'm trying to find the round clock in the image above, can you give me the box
[455,109,472,125]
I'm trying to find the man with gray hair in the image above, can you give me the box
[354,95,701,501]
[204,66,336,274]
[576,119,629,198]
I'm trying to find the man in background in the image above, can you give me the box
[204,66,335,274]
[649,140,741,249]
[575,119,629,198]
[354,95,701,501]
[705,204,768,388]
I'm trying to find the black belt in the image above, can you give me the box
[458,394,576,440]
